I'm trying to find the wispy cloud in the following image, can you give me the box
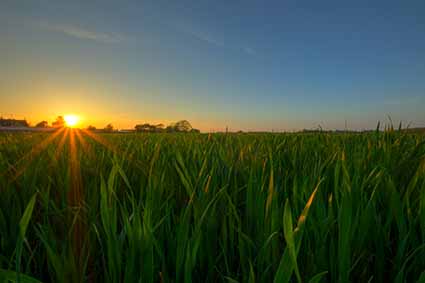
[178,24,255,55]
[185,29,225,48]
[39,21,122,43]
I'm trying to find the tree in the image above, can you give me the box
[174,120,193,132]
[104,123,114,132]
[154,123,165,132]
[165,120,199,133]
[86,125,97,131]
[52,116,65,128]
[135,123,165,133]
[165,123,176,133]
[135,123,154,132]
[35,121,49,128]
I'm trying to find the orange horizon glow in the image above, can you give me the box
[2,112,229,132]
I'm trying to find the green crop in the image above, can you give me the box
[0,130,424,282]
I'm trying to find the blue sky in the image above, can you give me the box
[1,0,424,131]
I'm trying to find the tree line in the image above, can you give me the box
[134,120,199,133]
[34,116,200,133]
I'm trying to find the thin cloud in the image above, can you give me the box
[185,29,225,48]
[39,21,122,43]
[178,24,255,55]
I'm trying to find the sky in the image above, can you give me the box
[1,0,424,131]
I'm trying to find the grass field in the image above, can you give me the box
[0,129,425,282]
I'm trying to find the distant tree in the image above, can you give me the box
[35,121,49,128]
[135,123,165,133]
[52,116,65,128]
[86,125,97,131]
[135,123,153,132]
[174,120,193,132]
[165,120,199,133]
[165,123,176,133]
[134,123,144,132]
[155,123,165,132]
[104,123,114,132]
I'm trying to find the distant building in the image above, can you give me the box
[0,118,29,127]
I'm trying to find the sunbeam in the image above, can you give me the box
[81,129,118,153]
[68,128,85,271]
[75,129,94,159]
[3,128,66,183]
[81,129,147,173]
[54,128,69,162]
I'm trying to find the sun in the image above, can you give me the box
[64,114,80,128]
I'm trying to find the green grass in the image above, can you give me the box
[0,130,425,282]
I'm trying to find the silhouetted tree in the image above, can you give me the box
[86,125,97,131]
[52,116,65,128]
[175,120,192,132]
[104,123,114,132]
[165,123,176,133]
[135,123,165,133]
[35,121,49,128]
[165,120,199,133]
[155,123,165,132]
[135,123,154,132]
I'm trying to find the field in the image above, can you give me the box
[0,130,425,282]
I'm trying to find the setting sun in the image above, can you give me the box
[64,115,79,128]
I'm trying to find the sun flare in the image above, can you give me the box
[64,115,80,128]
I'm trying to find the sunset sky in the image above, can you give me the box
[1,0,424,131]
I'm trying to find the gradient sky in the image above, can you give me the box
[1,0,424,131]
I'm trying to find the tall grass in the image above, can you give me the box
[0,131,424,282]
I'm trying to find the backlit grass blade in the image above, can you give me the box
[16,194,37,283]
[283,199,301,283]
[274,181,321,283]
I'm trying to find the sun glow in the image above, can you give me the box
[64,115,80,128]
